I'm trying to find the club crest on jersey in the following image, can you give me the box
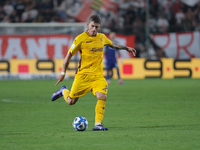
[100,38,102,42]
[71,44,75,49]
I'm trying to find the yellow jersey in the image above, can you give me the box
[68,31,112,75]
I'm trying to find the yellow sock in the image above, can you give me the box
[63,89,70,103]
[95,100,106,125]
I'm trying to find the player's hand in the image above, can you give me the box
[127,47,136,56]
[55,74,65,86]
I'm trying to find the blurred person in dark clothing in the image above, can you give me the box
[0,6,7,22]
[15,0,26,20]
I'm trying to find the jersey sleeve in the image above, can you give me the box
[68,37,81,56]
[103,34,112,46]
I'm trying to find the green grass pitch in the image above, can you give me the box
[0,79,200,150]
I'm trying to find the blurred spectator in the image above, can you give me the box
[163,0,173,21]
[195,22,200,31]
[123,13,134,34]
[39,0,55,22]
[156,14,169,33]
[110,12,125,33]
[0,0,200,36]
[10,0,18,7]
[50,15,59,23]
[175,8,185,25]
[181,16,193,31]
[41,0,53,10]
[132,16,144,35]
[2,15,11,23]
[172,0,183,14]
[15,0,25,20]
[3,0,14,15]
[195,1,200,21]
[21,3,38,22]
[54,0,66,22]
[148,13,157,33]
[119,0,133,16]
[0,6,7,22]
[180,7,196,32]
[33,14,45,22]
[9,10,19,22]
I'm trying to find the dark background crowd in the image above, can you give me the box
[0,0,65,23]
[0,0,200,59]
[1,0,200,35]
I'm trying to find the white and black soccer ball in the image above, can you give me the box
[72,116,88,131]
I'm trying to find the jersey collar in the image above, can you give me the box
[85,30,97,37]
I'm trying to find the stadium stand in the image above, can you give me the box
[1,0,200,34]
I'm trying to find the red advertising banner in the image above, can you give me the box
[0,34,135,59]
[0,34,72,59]
[152,31,200,59]
[111,34,135,58]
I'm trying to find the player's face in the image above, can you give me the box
[109,32,116,40]
[87,21,101,36]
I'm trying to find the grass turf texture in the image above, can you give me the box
[0,79,200,150]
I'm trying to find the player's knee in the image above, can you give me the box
[97,95,107,101]
[96,92,107,101]
[67,100,74,105]
[67,97,78,105]
[67,97,76,105]
[98,96,107,101]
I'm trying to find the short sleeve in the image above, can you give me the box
[68,37,81,56]
[103,34,112,46]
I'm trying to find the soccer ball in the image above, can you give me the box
[72,116,88,131]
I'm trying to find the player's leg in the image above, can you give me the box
[92,92,108,131]
[67,97,79,105]
[64,74,91,105]
[51,86,79,104]
[92,76,108,131]
[63,89,79,105]
[106,63,114,84]
[95,92,107,123]
[115,63,124,84]
[51,74,90,104]
[106,64,111,84]
[115,62,121,79]
[51,85,68,101]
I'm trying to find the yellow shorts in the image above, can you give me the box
[69,74,108,98]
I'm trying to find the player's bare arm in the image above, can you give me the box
[111,42,136,56]
[55,53,72,85]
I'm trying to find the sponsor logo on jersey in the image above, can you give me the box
[90,48,103,52]
[86,41,92,43]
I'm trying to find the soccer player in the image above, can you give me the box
[51,14,136,131]
[104,32,124,85]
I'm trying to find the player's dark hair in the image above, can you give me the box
[89,15,101,24]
